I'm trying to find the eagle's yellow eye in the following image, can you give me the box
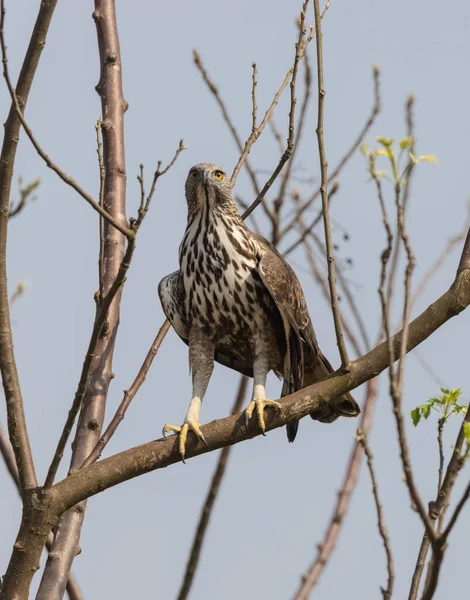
[214,170,224,180]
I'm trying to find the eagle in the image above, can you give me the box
[158,163,360,459]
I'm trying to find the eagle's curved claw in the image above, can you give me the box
[162,421,208,463]
[245,398,282,435]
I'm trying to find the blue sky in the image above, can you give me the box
[1,1,470,598]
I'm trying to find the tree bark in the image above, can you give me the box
[36,1,127,598]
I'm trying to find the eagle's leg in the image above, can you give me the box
[245,352,281,435]
[163,326,214,461]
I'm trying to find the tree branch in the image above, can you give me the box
[312,0,350,370]
[80,319,171,468]
[0,0,61,496]
[176,377,248,600]
[280,64,381,239]
[357,430,394,600]
[48,267,470,514]
[36,2,129,597]
[0,20,131,238]
[0,424,83,600]
[291,377,378,599]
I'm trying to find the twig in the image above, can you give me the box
[301,238,364,357]
[0,16,132,239]
[251,63,257,132]
[240,2,317,220]
[436,419,444,494]
[383,172,435,543]
[8,177,40,218]
[312,0,350,370]
[282,181,339,257]
[281,64,381,237]
[80,320,171,468]
[176,377,248,600]
[308,228,371,354]
[356,430,394,600]
[96,119,106,303]
[193,49,264,205]
[238,0,331,221]
[9,281,27,306]
[291,378,379,600]
[0,0,41,495]
[386,95,416,304]
[271,16,313,245]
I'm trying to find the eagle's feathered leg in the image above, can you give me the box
[245,340,281,434]
[163,326,213,461]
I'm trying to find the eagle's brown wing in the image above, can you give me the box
[254,234,360,442]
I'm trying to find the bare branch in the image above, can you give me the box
[0,15,132,239]
[177,377,248,600]
[312,0,350,369]
[48,267,470,512]
[357,430,394,600]
[0,0,61,497]
[192,49,266,213]
[386,95,416,303]
[80,320,171,468]
[36,2,130,597]
[281,64,381,237]
[8,177,40,218]
[291,378,378,599]
[96,119,106,304]
[251,63,257,131]
[282,181,339,257]
[240,2,317,220]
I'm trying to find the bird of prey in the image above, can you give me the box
[159,163,360,459]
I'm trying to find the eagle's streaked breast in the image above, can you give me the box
[178,187,279,356]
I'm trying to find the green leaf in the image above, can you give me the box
[421,404,432,420]
[411,407,421,427]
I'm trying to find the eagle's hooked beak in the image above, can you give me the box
[201,170,209,186]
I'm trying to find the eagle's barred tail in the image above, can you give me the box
[284,350,361,442]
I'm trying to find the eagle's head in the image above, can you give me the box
[185,163,234,215]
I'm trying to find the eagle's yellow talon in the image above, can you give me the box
[245,398,282,434]
[162,421,207,462]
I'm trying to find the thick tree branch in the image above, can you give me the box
[48,268,470,513]
[0,425,83,600]
[36,2,128,598]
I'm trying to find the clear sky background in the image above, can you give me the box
[1,1,470,599]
